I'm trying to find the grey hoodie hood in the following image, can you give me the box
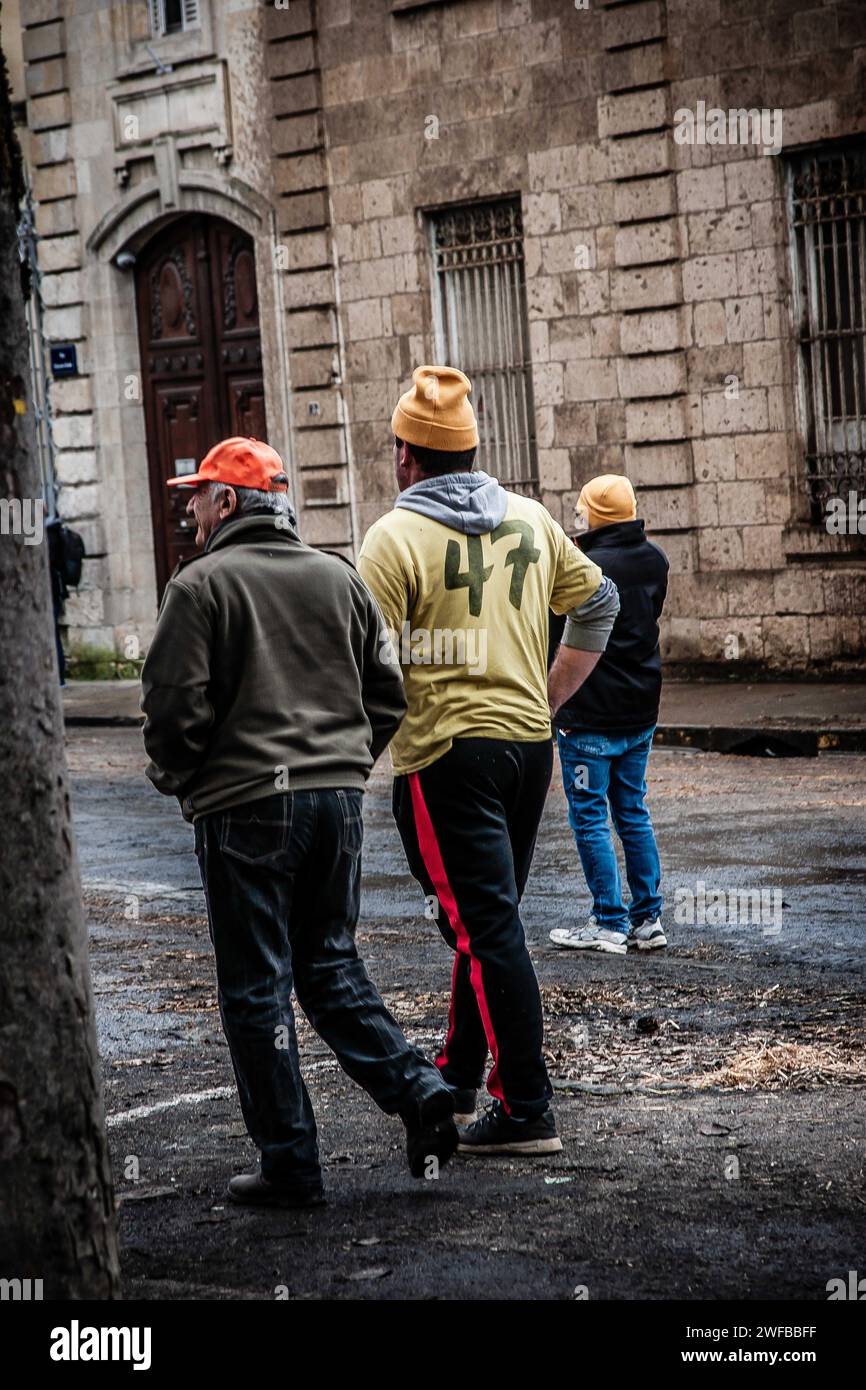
[394,469,509,535]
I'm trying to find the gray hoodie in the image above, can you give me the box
[395,469,508,534]
[394,469,620,651]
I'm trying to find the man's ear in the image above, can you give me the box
[400,441,415,473]
[220,486,238,517]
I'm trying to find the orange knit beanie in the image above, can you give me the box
[391,365,479,452]
[576,474,637,529]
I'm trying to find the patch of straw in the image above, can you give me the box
[688,1040,866,1091]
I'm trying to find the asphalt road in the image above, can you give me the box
[67,727,866,1301]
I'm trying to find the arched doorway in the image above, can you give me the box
[134,214,267,596]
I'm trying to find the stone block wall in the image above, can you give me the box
[21,0,283,662]
[19,0,866,670]
[21,0,109,652]
[288,0,866,672]
[264,0,356,552]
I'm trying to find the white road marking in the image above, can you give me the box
[106,1087,234,1127]
[106,1056,345,1128]
[84,878,203,899]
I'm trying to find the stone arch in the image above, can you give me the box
[82,171,292,641]
[86,171,271,262]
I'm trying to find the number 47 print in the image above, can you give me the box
[444,522,541,617]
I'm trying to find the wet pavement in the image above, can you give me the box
[67,726,866,1301]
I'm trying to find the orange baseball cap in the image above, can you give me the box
[166,436,289,491]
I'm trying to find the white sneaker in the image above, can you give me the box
[549,923,628,954]
[628,919,667,950]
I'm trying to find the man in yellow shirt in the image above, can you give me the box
[358,366,619,1156]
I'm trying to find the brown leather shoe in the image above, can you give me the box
[227,1171,325,1209]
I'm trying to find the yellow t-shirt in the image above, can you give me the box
[357,490,602,775]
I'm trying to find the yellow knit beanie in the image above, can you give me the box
[577,474,637,529]
[392,365,479,452]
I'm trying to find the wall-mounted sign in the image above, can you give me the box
[50,345,78,377]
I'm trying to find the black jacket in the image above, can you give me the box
[549,519,669,732]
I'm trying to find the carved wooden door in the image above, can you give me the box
[135,214,265,598]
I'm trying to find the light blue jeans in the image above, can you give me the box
[557,726,663,935]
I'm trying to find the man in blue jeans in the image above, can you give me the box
[548,475,669,955]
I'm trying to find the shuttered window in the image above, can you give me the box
[429,199,538,495]
[149,0,201,37]
[790,143,866,518]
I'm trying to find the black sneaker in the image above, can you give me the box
[227,1170,325,1209]
[404,1089,458,1178]
[449,1086,478,1124]
[457,1101,563,1156]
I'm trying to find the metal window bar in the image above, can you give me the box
[790,144,866,517]
[429,200,538,495]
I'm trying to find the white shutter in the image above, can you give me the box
[182,0,201,30]
[148,0,163,38]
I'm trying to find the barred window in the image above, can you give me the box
[149,0,200,37]
[789,143,866,518]
[428,199,538,495]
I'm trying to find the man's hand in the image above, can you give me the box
[548,645,603,718]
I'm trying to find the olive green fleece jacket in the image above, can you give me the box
[141,513,407,822]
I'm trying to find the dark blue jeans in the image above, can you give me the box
[557,726,663,935]
[194,789,449,1188]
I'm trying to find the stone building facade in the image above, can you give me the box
[12,0,866,672]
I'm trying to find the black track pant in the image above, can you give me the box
[393,737,554,1119]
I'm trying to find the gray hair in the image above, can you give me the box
[204,480,295,522]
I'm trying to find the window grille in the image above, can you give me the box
[429,199,538,495]
[149,0,200,37]
[790,144,866,516]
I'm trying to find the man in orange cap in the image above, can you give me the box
[359,369,620,1157]
[141,437,458,1207]
[163,435,293,547]
[549,474,669,955]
